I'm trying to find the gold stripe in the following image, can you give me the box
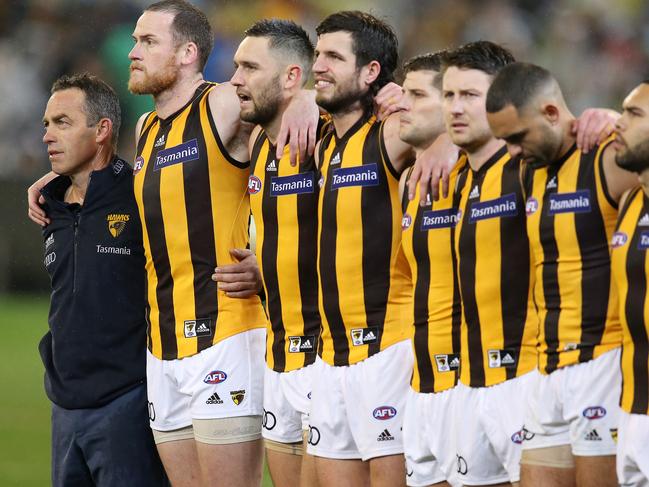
[135,120,162,356]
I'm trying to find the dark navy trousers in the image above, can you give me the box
[51,383,168,487]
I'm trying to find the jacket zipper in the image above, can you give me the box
[72,212,80,294]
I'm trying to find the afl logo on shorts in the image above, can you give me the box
[583,406,606,420]
[511,427,535,444]
[373,406,397,420]
[133,156,144,175]
[525,197,539,215]
[248,175,262,194]
[203,370,227,384]
[401,213,412,230]
[611,232,628,248]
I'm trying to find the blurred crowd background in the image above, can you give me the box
[1,0,649,293]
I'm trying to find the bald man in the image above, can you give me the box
[486,62,637,487]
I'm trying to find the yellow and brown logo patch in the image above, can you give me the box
[107,214,130,238]
[230,390,245,406]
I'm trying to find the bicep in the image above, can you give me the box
[383,115,415,175]
[602,145,639,204]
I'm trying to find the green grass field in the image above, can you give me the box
[0,294,273,486]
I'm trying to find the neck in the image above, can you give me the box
[412,134,443,158]
[466,137,505,171]
[555,115,577,161]
[331,102,366,138]
[262,99,293,145]
[65,147,114,205]
[639,169,649,197]
[153,72,204,119]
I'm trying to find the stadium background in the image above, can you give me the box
[1,0,648,484]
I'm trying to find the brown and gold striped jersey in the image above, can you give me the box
[524,141,621,374]
[455,146,538,387]
[249,125,326,372]
[317,115,411,366]
[134,82,266,360]
[610,186,649,414]
[400,156,467,393]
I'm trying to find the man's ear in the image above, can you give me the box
[284,65,303,90]
[542,103,560,124]
[360,60,381,87]
[179,41,199,67]
[95,118,113,145]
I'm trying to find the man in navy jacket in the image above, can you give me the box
[40,73,166,486]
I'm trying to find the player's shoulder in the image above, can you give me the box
[134,111,154,144]
[207,81,238,111]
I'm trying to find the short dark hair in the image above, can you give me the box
[486,62,554,114]
[245,19,314,84]
[145,0,213,72]
[51,73,121,148]
[316,11,398,96]
[443,41,515,77]
[402,51,447,89]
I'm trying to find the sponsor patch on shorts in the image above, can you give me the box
[206,392,223,405]
[373,406,397,420]
[377,428,394,441]
[584,429,602,441]
[582,406,606,419]
[203,370,227,384]
[511,427,535,444]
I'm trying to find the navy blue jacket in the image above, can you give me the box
[39,157,147,409]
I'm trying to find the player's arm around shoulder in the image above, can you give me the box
[208,82,253,163]
[601,141,639,205]
[382,113,415,176]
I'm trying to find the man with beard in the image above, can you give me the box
[126,2,319,486]
[396,52,465,487]
[228,19,321,487]
[610,81,649,487]
[306,11,416,487]
[440,42,538,487]
[28,1,319,485]
[486,62,637,487]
